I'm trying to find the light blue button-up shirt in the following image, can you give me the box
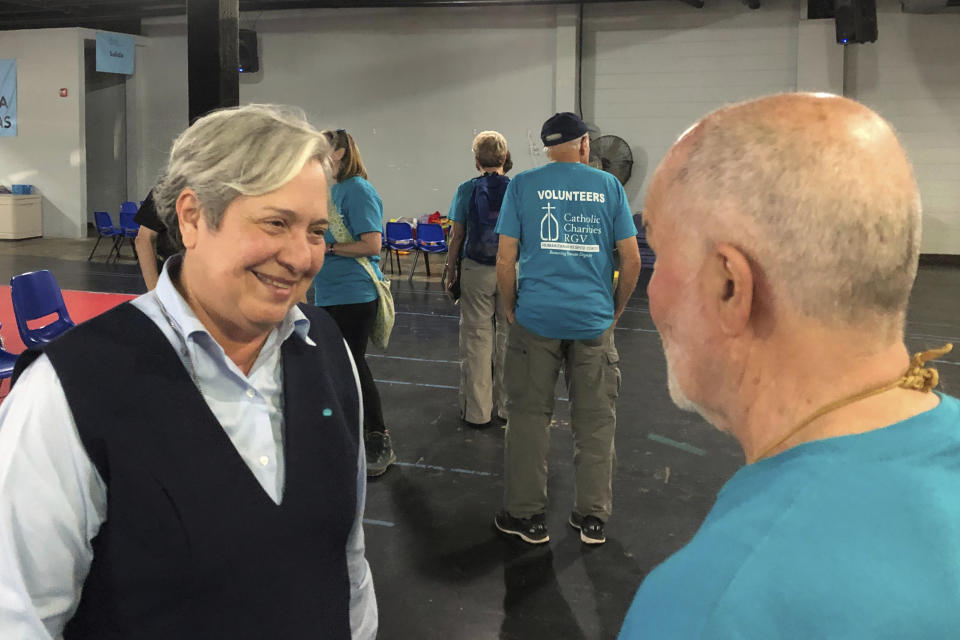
[0,259,377,639]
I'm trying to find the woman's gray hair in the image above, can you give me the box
[154,104,332,248]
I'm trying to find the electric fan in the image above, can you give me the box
[589,135,634,186]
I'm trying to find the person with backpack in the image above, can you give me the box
[443,131,511,429]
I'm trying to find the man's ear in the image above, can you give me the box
[176,189,203,250]
[710,243,754,336]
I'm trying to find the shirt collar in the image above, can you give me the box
[155,254,315,348]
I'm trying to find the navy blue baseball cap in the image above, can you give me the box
[540,112,590,147]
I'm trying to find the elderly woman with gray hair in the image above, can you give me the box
[0,104,377,640]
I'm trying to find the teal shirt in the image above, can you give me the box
[494,162,636,339]
[312,176,384,307]
[620,393,960,639]
[447,178,476,224]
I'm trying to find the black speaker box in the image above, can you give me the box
[239,29,259,73]
[834,0,878,44]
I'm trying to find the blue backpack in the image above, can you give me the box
[464,173,510,265]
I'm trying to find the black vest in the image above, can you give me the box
[31,303,359,639]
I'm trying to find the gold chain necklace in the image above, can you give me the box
[752,343,954,463]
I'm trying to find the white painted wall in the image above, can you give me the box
[132,6,561,221]
[582,0,802,207]
[845,0,960,254]
[125,20,187,201]
[126,1,958,253]
[0,28,86,238]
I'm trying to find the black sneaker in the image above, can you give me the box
[569,512,606,545]
[365,431,396,477]
[464,419,493,429]
[494,510,549,544]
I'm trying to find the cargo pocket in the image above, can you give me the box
[604,348,621,401]
[503,334,530,409]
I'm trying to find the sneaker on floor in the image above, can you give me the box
[365,431,396,477]
[463,419,493,429]
[494,510,549,544]
[569,512,606,545]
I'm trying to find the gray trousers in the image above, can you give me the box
[503,322,620,521]
[458,258,508,424]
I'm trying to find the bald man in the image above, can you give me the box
[619,93,960,637]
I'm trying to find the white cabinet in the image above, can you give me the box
[0,195,43,240]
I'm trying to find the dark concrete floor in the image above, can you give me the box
[1,242,958,639]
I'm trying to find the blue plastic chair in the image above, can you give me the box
[114,209,141,262]
[120,201,139,215]
[410,223,448,280]
[0,347,16,381]
[384,221,416,275]
[10,270,76,349]
[88,211,123,262]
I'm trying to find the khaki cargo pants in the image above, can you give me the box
[503,321,620,521]
[458,258,508,424]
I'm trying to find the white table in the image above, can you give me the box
[0,194,43,239]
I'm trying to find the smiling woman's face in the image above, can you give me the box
[178,160,330,343]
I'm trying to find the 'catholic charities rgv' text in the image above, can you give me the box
[537,189,603,256]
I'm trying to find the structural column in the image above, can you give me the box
[187,0,239,124]
[555,4,580,114]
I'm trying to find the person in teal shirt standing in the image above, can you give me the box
[620,93,960,638]
[444,131,511,430]
[493,112,642,546]
[313,129,395,476]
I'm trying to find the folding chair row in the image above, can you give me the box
[89,203,141,262]
[381,222,449,281]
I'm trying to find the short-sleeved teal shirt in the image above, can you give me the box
[312,176,385,307]
[620,393,960,639]
[447,178,476,224]
[494,162,636,339]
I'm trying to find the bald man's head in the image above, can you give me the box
[648,93,921,335]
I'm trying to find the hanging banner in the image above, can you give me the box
[0,59,16,137]
[95,32,134,75]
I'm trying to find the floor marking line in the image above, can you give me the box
[906,332,960,343]
[362,518,396,528]
[394,461,494,476]
[374,379,458,390]
[396,311,460,319]
[615,326,660,334]
[374,377,571,401]
[933,359,960,367]
[368,354,458,365]
[647,433,707,456]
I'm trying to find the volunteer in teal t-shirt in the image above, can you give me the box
[618,92,959,640]
[311,129,395,477]
[443,132,512,430]
[620,394,960,639]
[492,112,642,548]
[495,161,637,339]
